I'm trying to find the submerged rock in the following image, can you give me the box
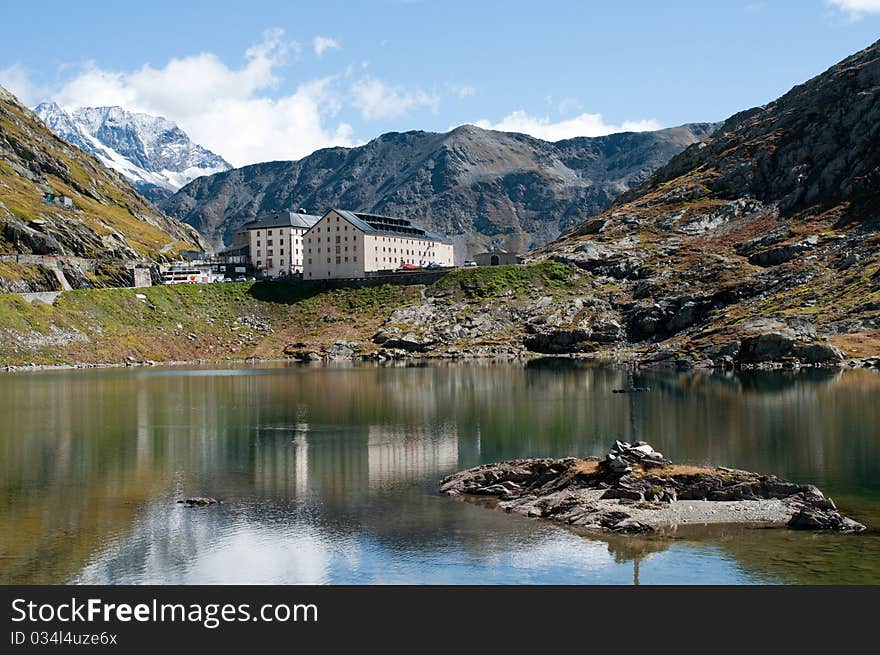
[177,497,220,507]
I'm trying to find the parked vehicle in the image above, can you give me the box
[463,260,478,267]
[426,262,443,270]
[397,263,419,271]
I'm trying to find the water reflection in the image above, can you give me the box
[1,362,878,585]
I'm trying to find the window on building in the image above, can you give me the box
[335,246,340,254]
[280,249,284,255]
[336,256,341,264]
[268,239,273,246]
[354,256,358,262]
[336,236,340,243]
[268,259,273,267]
[344,257,348,263]
[268,230,273,235]
[257,250,261,257]
[308,258,312,265]
[327,257,331,264]
[280,260,284,266]
[268,250,273,256]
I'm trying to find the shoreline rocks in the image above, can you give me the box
[439,442,866,535]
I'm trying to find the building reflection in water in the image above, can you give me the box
[367,424,458,489]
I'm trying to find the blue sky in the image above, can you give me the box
[2,0,879,166]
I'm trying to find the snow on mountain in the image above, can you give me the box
[34,103,231,203]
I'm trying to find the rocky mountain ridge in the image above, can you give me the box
[35,103,231,204]
[160,122,717,252]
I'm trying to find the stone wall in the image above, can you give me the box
[299,269,450,291]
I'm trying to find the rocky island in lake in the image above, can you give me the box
[440,441,867,535]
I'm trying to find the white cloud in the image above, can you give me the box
[350,76,439,120]
[472,110,662,142]
[27,29,355,167]
[826,0,880,18]
[312,36,341,57]
[0,63,49,106]
[450,83,476,98]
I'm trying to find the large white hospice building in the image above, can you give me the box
[303,209,455,280]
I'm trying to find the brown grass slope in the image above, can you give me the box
[0,85,206,266]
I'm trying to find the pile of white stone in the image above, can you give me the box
[599,440,670,473]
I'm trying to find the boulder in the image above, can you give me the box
[736,318,844,366]
[787,507,866,533]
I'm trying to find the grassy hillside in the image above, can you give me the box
[0,263,589,367]
[0,85,206,291]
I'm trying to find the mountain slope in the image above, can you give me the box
[0,85,207,290]
[160,122,717,252]
[35,103,231,204]
[533,38,880,365]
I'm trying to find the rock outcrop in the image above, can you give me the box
[440,442,866,535]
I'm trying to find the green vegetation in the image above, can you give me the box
[0,280,419,367]
[434,261,584,300]
[0,262,598,367]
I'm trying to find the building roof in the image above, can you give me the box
[477,249,522,256]
[327,209,451,243]
[244,210,321,231]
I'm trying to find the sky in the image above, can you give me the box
[1,0,879,167]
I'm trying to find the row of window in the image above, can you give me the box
[307,256,358,265]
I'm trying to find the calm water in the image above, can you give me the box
[1,361,879,585]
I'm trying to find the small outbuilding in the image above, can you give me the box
[474,250,524,266]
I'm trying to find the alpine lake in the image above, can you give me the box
[2,360,879,585]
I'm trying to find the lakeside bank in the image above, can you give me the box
[1,262,878,370]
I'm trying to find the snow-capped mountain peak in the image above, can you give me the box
[34,103,231,203]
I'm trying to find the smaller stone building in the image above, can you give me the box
[474,250,524,266]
